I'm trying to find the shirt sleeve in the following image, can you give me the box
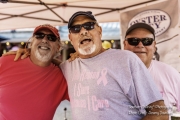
[168,66,180,111]
[124,53,163,112]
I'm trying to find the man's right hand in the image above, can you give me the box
[2,48,30,61]
[68,52,79,62]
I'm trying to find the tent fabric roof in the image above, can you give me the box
[0,0,162,30]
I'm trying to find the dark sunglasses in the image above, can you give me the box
[34,32,57,42]
[69,22,96,33]
[125,38,154,46]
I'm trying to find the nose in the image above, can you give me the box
[80,27,88,36]
[136,41,144,48]
[41,35,48,43]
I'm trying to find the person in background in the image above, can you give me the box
[0,24,69,120]
[123,23,180,114]
[153,47,160,61]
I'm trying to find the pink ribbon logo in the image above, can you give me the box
[97,68,108,86]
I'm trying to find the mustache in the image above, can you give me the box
[79,35,92,42]
[38,43,50,47]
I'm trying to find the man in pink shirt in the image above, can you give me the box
[0,24,69,120]
[124,23,180,113]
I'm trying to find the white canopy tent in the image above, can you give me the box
[0,0,164,30]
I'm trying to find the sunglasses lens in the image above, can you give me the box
[126,38,154,46]
[69,22,95,33]
[141,38,154,46]
[83,22,95,30]
[127,38,139,46]
[69,25,81,33]
[35,33,45,39]
[34,33,57,42]
[47,35,57,42]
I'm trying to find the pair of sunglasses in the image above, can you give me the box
[34,32,57,42]
[69,22,96,33]
[125,38,154,46]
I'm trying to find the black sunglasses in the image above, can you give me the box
[69,22,96,33]
[34,32,57,42]
[125,38,154,46]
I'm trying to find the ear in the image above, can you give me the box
[57,42,61,51]
[123,40,127,48]
[154,40,156,46]
[98,26,102,37]
[29,38,34,48]
[68,33,73,45]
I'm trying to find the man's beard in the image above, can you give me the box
[34,49,52,62]
[78,44,96,55]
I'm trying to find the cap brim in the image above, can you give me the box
[125,23,155,39]
[68,12,96,28]
[33,27,59,38]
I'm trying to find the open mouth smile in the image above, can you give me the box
[38,46,50,50]
[80,39,92,44]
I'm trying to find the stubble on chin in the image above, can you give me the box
[78,44,96,55]
[34,49,52,62]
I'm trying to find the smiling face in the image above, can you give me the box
[30,28,60,66]
[68,15,105,59]
[124,28,156,68]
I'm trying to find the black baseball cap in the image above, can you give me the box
[68,11,97,28]
[125,23,155,39]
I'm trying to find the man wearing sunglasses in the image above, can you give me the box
[124,23,180,114]
[0,24,69,120]
[59,11,168,120]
